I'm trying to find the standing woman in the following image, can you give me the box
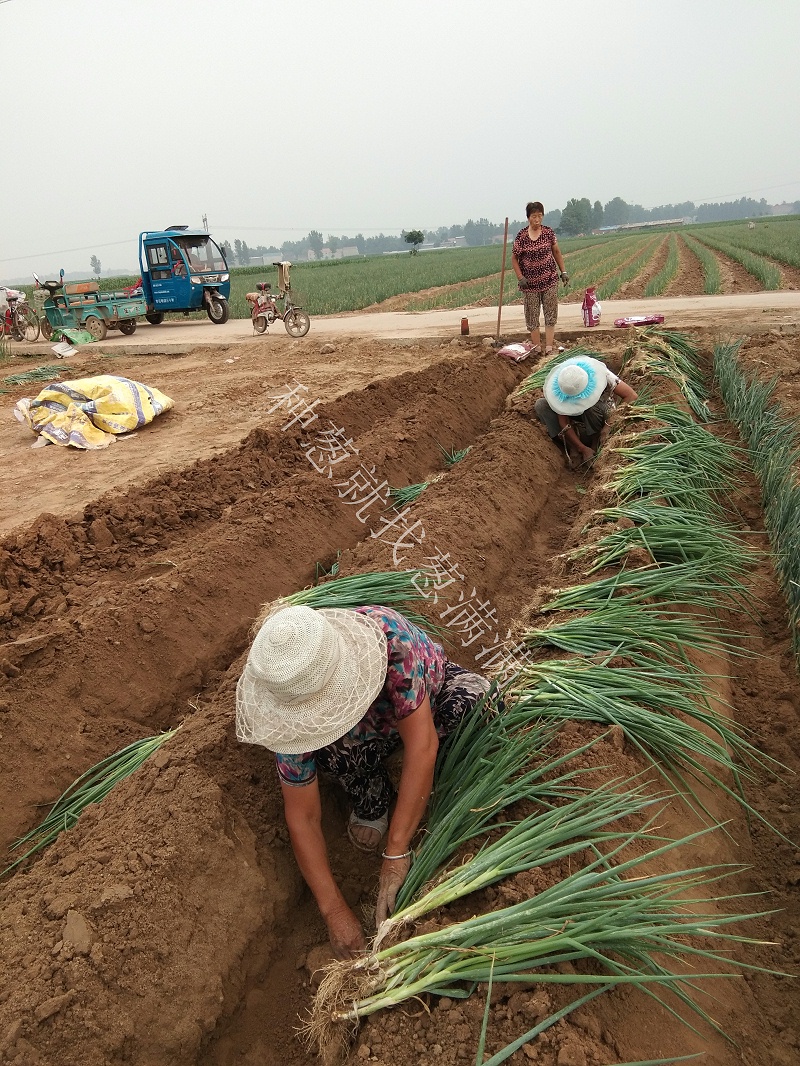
[512,201,569,355]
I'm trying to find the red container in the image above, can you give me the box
[460,317,469,335]
[581,287,601,327]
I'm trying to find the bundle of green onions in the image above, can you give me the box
[310,827,776,1054]
[389,470,447,509]
[507,658,784,831]
[604,437,742,520]
[3,729,179,877]
[568,501,756,587]
[627,329,711,422]
[388,482,428,507]
[287,569,441,637]
[439,444,471,466]
[542,559,749,614]
[523,600,751,675]
[386,776,665,930]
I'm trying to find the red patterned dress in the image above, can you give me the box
[512,225,559,291]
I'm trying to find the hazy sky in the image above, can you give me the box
[1,0,798,281]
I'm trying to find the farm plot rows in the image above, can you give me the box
[404,231,797,315]
[0,330,798,1066]
[405,236,656,312]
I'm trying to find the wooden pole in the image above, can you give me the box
[495,216,509,340]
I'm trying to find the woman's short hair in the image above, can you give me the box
[526,201,545,218]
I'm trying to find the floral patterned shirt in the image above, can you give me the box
[513,225,559,291]
[275,606,446,786]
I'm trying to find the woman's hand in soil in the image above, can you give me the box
[578,444,595,463]
[325,901,366,960]
[376,854,412,926]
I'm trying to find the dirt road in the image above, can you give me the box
[10,290,800,355]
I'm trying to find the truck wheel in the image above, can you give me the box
[145,312,164,325]
[85,315,108,341]
[206,296,229,324]
[41,318,53,341]
[119,320,137,336]
[284,309,311,338]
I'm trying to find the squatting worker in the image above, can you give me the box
[534,355,637,464]
[512,202,569,355]
[235,603,491,959]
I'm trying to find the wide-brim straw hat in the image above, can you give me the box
[236,604,387,754]
[544,356,608,415]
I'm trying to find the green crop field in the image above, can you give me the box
[691,218,800,272]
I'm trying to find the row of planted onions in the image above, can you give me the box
[309,331,790,1063]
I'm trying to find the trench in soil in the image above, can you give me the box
[1,339,799,1066]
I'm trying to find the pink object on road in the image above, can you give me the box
[613,314,666,328]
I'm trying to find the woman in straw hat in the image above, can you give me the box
[534,354,637,464]
[236,603,491,958]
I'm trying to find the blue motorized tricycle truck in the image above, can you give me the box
[139,227,231,325]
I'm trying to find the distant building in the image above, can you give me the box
[611,217,691,232]
[307,249,317,261]
[440,235,467,247]
[333,246,360,259]
[320,247,333,260]
[770,201,800,216]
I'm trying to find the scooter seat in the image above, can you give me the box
[42,281,63,294]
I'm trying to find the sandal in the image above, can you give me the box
[544,346,555,356]
[347,810,389,853]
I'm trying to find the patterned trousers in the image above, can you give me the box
[523,283,559,330]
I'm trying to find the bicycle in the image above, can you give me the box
[246,261,311,338]
[1,287,40,343]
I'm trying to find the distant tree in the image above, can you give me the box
[543,208,562,229]
[90,255,101,276]
[603,197,630,227]
[591,201,604,230]
[241,241,251,265]
[221,240,233,263]
[308,230,324,258]
[404,229,425,254]
[327,235,340,254]
[695,197,771,222]
[233,239,243,266]
[559,198,592,237]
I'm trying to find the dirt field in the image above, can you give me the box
[0,303,799,1066]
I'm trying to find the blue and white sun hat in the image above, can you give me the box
[544,356,608,415]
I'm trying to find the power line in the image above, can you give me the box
[0,238,132,265]
[689,179,800,203]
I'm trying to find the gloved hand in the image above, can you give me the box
[376,854,412,926]
[324,901,366,960]
[517,276,528,291]
[560,272,570,285]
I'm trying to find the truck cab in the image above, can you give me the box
[139,227,231,325]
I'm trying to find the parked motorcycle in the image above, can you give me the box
[245,261,311,337]
[1,286,40,342]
